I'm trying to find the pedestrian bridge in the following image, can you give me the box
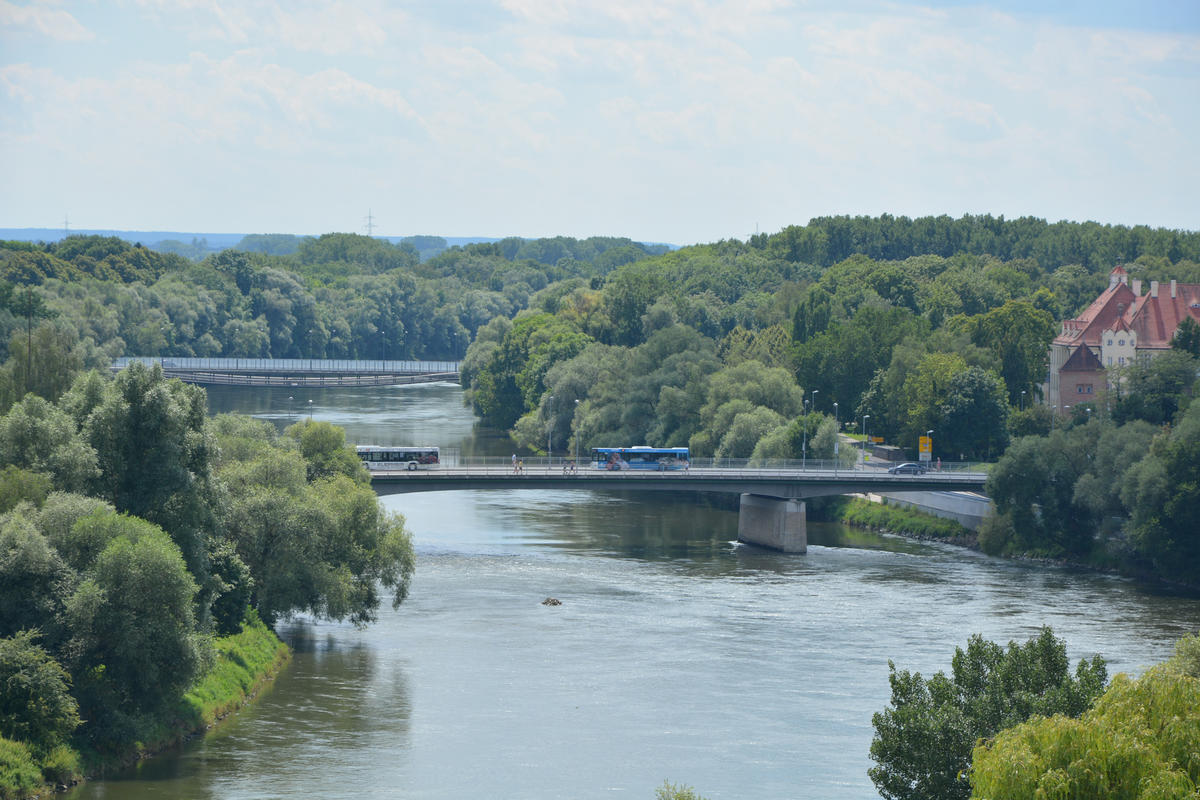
[112,357,460,387]
[371,459,989,554]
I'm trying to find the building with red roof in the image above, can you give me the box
[1046,266,1200,411]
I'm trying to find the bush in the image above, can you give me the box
[838,497,970,539]
[38,743,80,785]
[976,512,1015,555]
[0,737,40,800]
[656,781,709,800]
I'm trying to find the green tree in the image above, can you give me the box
[0,631,80,753]
[1121,398,1200,581]
[64,520,205,725]
[8,288,56,398]
[958,300,1055,405]
[82,363,218,584]
[969,667,1199,799]
[869,628,1107,800]
[1112,349,1197,425]
[1172,314,1200,357]
[0,394,99,494]
[937,367,1009,460]
[0,514,72,639]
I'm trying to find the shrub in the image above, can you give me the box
[0,737,40,800]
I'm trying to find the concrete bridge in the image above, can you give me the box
[112,357,460,387]
[371,460,989,554]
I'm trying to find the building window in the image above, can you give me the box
[1119,357,1126,366]
[1077,385,1094,394]
[1107,357,1112,366]
[1107,339,1113,346]
[1118,339,1125,346]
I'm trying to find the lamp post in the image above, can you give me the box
[288,395,294,421]
[307,399,313,421]
[1020,389,1026,411]
[833,401,839,475]
[862,414,870,468]
[801,397,808,470]
[574,399,581,468]
[547,395,554,460]
[926,429,933,469]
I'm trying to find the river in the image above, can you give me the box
[66,382,1200,800]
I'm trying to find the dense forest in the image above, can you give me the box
[0,216,1197,580]
[0,363,415,790]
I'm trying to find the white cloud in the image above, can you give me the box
[0,0,93,41]
[1,0,1197,240]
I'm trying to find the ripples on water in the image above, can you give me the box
[67,384,1200,800]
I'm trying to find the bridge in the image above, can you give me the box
[112,357,460,387]
[371,459,989,554]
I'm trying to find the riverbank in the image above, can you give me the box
[818,496,977,546]
[3,615,290,800]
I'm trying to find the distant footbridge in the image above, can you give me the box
[112,357,461,387]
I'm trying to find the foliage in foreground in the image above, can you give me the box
[869,627,1108,800]
[970,661,1200,798]
[656,781,709,800]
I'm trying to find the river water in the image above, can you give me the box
[67,382,1200,800]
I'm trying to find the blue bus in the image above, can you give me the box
[591,446,690,471]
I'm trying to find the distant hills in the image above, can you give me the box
[0,228,500,253]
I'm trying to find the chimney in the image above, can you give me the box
[1151,281,1159,298]
[1132,279,1142,295]
[1171,279,1177,298]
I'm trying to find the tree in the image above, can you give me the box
[1112,349,1197,425]
[960,300,1055,405]
[937,367,1009,460]
[869,628,1107,800]
[214,420,415,627]
[0,394,99,494]
[83,363,219,584]
[7,287,56,398]
[1172,314,1200,357]
[1121,398,1200,581]
[0,514,72,639]
[969,667,1199,799]
[0,631,80,753]
[64,519,205,727]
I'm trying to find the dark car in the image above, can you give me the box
[888,462,927,475]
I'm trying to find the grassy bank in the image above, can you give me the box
[2,614,289,799]
[817,496,974,543]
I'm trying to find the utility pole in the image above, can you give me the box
[364,209,376,236]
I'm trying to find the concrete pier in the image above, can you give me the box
[737,494,807,553]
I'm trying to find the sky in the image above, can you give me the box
[1,0,1197,246]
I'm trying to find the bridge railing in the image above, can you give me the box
[113,357,461,373]
[368,455,986,477]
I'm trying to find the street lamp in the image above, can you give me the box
[862,414,870,467]
[926,429,934,468]
[547,395,555,459]
[288,395,294,421]
[574,399,581,468]
[307,399,313,420]
[1020,389,1026,411]
[833,401,839,475]
[801,397,808,470]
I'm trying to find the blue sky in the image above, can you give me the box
[1,0,1197,245]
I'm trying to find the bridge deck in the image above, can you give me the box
[370,464,988,499]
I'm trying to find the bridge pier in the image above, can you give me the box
[737,494,806,553]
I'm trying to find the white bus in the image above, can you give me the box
[356,445,440,471]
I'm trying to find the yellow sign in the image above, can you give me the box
[919,436,932,454]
